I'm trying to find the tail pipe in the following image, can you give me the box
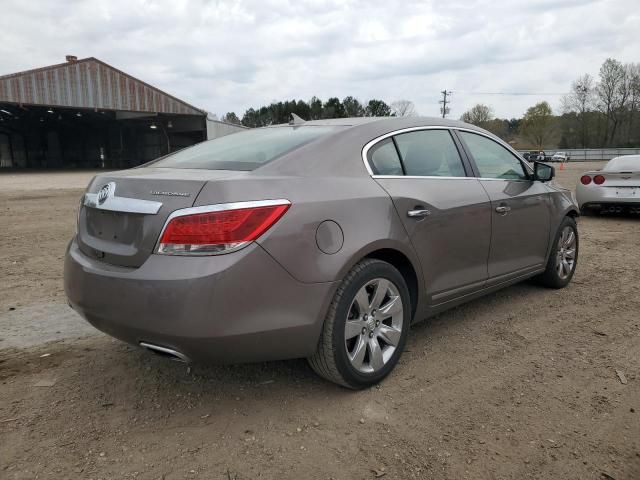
[139,342,190,363]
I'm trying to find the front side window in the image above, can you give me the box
[459,131,528,180]
[393,130,466,177]
[151,126,338,171]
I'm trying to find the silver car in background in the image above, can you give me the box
[576,155,640,214]
[552,152,570,162]
[65,117,580,389]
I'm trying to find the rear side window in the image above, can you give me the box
[151,126,338,171]
[368,139,403,175]
[393,130,466,177]
[459,131,527,180]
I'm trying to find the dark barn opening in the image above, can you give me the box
[0,56,235,169]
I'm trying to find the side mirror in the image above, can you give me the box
[534,161,554,182]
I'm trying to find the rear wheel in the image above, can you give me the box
[535,216,578,288]
[308,259,411,389]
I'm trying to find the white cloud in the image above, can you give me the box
[1,0,638,119]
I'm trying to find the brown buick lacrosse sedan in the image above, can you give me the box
[64,116,579,388]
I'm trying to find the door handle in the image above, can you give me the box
[495,205,511,215]
[407,208,431,218]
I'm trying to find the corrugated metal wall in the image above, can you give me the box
[0,58,203,116]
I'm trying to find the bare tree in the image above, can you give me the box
[460,104,493,126]
[596,58,630,145]
[390,100,416,117]
[560,74,595,147]
[624,63,640,145]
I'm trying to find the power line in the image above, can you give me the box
[439,90,452,118]
[455,91,568,96]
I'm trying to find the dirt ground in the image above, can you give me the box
[1,163,639,480]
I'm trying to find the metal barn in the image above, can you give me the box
[0,56,244,169]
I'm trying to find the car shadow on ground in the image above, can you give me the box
[582,211,640,221]
[1,274,567,416]
[31,279,549,402]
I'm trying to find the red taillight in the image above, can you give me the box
[580,175,592,185]
[593,175,605,185]
[157,200,290,255]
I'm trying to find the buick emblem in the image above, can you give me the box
[97,182,114,205]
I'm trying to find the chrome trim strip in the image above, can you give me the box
[84,193,163,214]
[372,175,476,180]
[362,125,532,179]
[476,177,532,183]
[139,342,190,363]
[84,182,162,214]
[154,198,291,255]
[430,266,545,308]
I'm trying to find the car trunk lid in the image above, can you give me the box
[77,168,246,267]
[598,171,640,187]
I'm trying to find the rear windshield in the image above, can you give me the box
[151,126,338,170]
[604,156,640,171]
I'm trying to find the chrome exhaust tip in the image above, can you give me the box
[139,342,190,363]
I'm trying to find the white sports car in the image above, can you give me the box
[576,155,640,214]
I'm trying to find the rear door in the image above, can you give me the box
[368,128,492,304]
[455,130,550,281]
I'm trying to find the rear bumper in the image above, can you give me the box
[576,185,640,208]
[580,202,640,213]
[64,238,336,363]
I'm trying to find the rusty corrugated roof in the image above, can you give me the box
[0,57,204,116]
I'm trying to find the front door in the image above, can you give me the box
[368,128,492,304]
[456,131,550,280]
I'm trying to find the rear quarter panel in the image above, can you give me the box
[546,184,579,256]
[194,175,423,287]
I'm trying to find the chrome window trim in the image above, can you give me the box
[372,175,477,181]
[476,177,532,182]
[362,125,532,180]
[154,198,291,256]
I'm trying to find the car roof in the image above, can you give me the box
[605,155,640,170]
[270,116,477,130]
[256,116,494,177]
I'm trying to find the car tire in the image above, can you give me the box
[535,216,579,289]
[308,259,411,389]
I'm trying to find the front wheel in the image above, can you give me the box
[535,216,579,288]
[308,259,411,389]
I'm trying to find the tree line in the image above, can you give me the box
[221,57,638,149]
[221,98,416,128]
[460,57,640,149]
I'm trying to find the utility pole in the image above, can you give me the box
[439,90,452,118]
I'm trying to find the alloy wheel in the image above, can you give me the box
[344,278,404,374]
[556,226,576,280]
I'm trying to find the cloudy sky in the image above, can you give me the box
[2,0,638,119]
